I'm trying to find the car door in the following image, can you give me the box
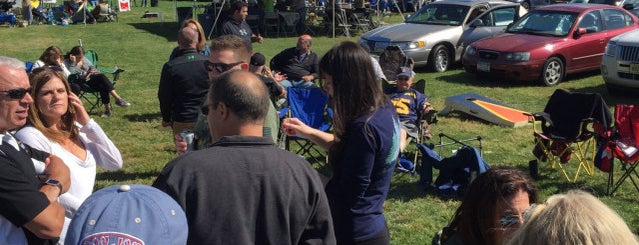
[458,4,524,50]
[568,10,607,71]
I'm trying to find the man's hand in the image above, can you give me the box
[174,133,187,155]
[251,34,264,44]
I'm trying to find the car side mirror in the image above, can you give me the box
[470,19,484,27]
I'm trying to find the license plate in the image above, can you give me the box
[631,63,639,74]
[477,62,490,72]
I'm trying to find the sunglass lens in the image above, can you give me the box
[8,89,29,99]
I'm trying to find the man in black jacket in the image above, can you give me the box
[158,27,210,137]
[270,34,319,88]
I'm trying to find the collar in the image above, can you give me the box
[211,135,274,147]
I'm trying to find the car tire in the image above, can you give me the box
[522,0,530,10]
[540,57,564,86]
[429,45,450,73]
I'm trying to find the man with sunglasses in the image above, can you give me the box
[158,27,210,137]
[175,35,280,153]
[154,70,335,244]
[0,56,71,244]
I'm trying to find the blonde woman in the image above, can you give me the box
[506,190,639,245]
[168,19,211,60]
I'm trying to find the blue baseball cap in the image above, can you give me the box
[65,184,188,245]
[397,66,415,78]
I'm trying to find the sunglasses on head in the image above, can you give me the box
[0,87,31,100]
[31,66,64,75]
[204,61,243,73]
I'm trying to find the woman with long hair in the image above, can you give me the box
[435,166,538,245]
[168,18,211,60]
[15,67,123,243]
[33,46,71,79]
[282,41,400,244]
[65,45,130,117]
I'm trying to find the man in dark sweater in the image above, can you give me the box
[158,27,210,137]
[153,70,335,244]
[220,1,263,51]
[270,34,319,88]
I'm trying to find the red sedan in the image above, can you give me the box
[462,4,639,86]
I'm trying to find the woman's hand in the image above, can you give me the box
[68,92,90,125]
[282,117,310,137]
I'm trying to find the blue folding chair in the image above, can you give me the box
[279,87,333,166]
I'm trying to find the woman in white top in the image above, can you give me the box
[33,46,71,79]
[15,67,123,243]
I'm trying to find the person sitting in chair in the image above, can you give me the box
[270,35,319,88]
[386,66,432,156]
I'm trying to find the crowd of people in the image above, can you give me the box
[1,16,638,245]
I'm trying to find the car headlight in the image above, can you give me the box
[395,41,425,50]
[605,41,617,57]
[465,46,477,56]
[505,52,530,61]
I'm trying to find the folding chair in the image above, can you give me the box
[597,104,639,195]
[263,11,280,37]
[529,89,612,182]
[278,87,333,167]
[83,50,124,82]
[378,45,411,83]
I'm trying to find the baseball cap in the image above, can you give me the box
[250,52,266,67]
[65,184,188,245]
[397,66,415,78]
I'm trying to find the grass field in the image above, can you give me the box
[2,2,639,243]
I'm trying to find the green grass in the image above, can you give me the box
[2,3,639,243]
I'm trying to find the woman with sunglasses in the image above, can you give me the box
[33,46,71,79]
[15,67,123,243]
[65,45,130,117]
[434,166,538,245]
[282,41,399,244]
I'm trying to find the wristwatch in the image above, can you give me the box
[44,179,63,197]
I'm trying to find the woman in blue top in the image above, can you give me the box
[282,41,400,244]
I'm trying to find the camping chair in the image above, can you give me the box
[597,104,639,195]
[528,89,612,182]
[84,50,124,82]
[416,133,487,197]
[278,87,333,167]
[379,45,413,83]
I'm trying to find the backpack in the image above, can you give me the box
[417,144,490,197]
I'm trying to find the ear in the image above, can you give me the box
[239,62,250,71]
[217,102,229,120]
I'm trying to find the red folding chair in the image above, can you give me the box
[599,104,639,195]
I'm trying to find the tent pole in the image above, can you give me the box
[207,0,226,39]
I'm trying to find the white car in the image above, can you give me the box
[601,29,639,93]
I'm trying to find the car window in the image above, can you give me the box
[510,11,577,36]
[577,10,603,33]
[603,8,634,29]
[406,3,470,25]
[466,6,487,24]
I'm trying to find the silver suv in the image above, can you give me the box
[359,0,526,72]
[602,29,639,93]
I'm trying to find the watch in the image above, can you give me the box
[44,179,63,197]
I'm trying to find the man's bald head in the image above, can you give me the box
[209,70,269,123]
[178,27,199,49]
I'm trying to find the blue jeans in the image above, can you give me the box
[280,79,316,88]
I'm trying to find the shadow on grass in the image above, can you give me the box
[123,112,162,122]
[128,22,180,42]
[96,170,160,182]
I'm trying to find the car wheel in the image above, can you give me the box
[429,45,450,73]
[521,0,530,10]
[540,57,563,86]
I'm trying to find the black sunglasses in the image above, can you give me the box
[0,87,31,100]
[31,66,64,74]
[204,61,243,73]
[201,103,211,116]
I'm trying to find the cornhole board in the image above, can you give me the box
[439,93,530,127]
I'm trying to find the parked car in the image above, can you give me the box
[359,0,526,72]
[601,29,639,93]
[526,0,568,10]
[620,0,639,16]
[462,4,639,86]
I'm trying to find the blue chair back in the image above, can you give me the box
[287,87,331,132]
